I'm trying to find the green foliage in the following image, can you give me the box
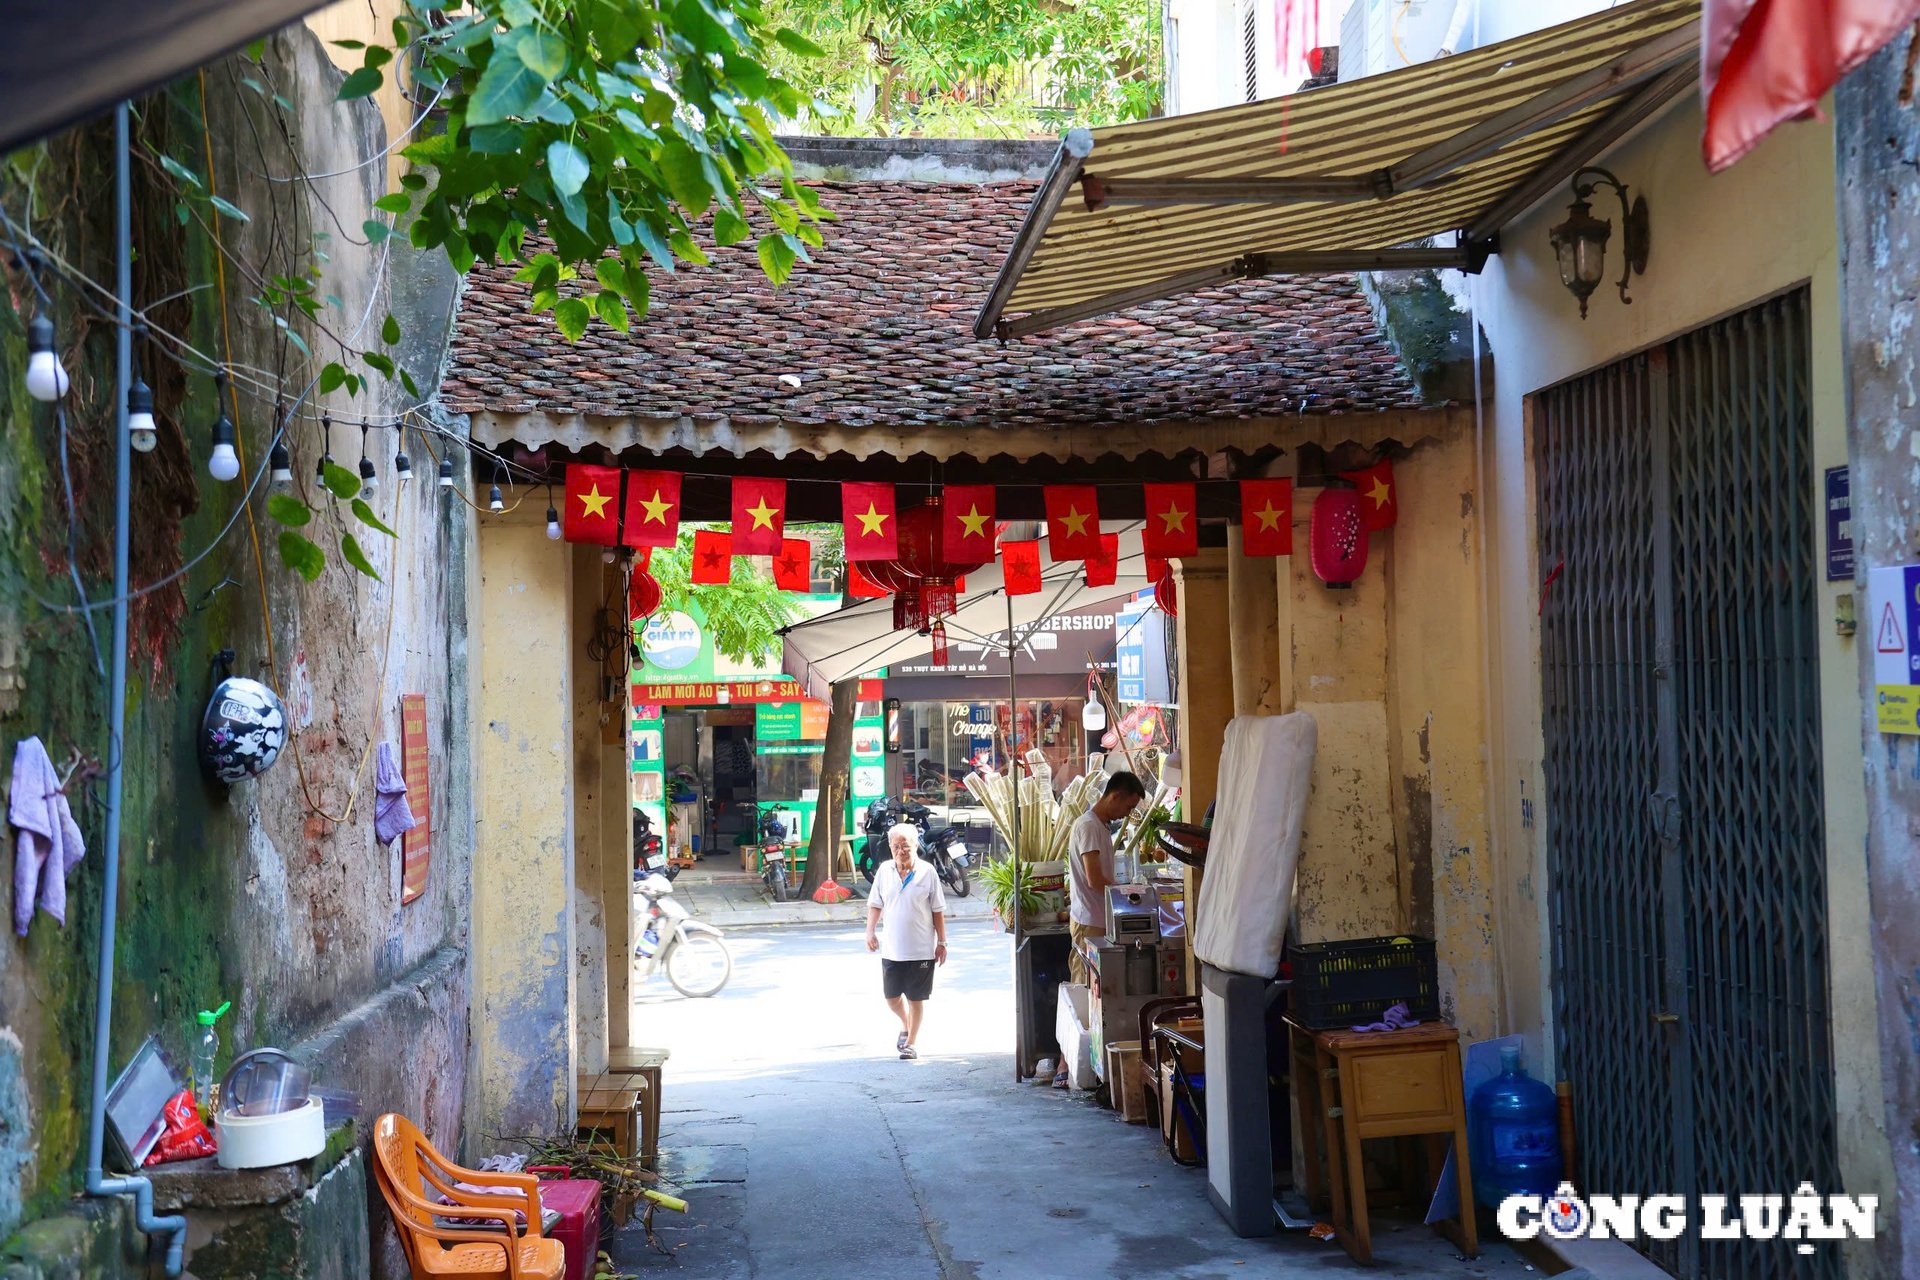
[644,528,803,664]
[345,0,831,340]
[764,0,1162,137]
[978,856,1044,921]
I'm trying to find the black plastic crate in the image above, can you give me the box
[1288,935,1440,1029]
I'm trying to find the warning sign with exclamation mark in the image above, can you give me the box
[1869,564,1920,735]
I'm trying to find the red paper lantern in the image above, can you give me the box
[629,571,663,622]
[1309,486,1369,587]
[876,496,992,628]
[1154,571,1178,617]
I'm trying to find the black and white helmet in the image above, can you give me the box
[201,676,289,784]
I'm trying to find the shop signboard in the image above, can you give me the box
[631,704,667,838]
[850,713,887,820]
[756,700,831,740]
[889,603,1119,679]
[1114,592,1170,705]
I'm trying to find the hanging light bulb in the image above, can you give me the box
[602,548,617,564]
[25,314,69,401]
[317,412,334,490]
[437,455,454,488]
[394,431,412,484]
[127,376,157,454]
[207,373,240,482]
[488,483,504,512]
[546,502,562,540]
[267,397,290,484]
[357,424,377,497]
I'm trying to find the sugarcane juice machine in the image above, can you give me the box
[1088,882,1186,1043]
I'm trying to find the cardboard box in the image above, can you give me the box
[1158,1060,1201,1162]
[1106,1040,1148,1124]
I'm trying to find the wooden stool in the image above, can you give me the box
[1287,1017,1478,1266]
[606,1047,669,1166]
[576,1075,642,1159]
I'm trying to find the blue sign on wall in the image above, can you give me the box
[1826,466,1853,581]
[1115,593,1170,705]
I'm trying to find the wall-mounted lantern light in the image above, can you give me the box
[1548,166,1649,319]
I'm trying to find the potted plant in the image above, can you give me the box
[979,858,1044,932]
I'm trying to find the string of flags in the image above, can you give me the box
[568,458,1403,642]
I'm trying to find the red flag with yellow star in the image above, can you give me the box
[842,482,896,561]
[1142,483,1199,559]
[691,529,732,584]
[1085,533,1119,588]
[773,538,811,591]
[731,476,786,555]
[562,463,622,545]
[1002,540,1043,595]
[1043,485,1100,561]
[943,484,997,564]
[1339,459,1397,532]
[621,469,682,549]
[1239,478,1293,556]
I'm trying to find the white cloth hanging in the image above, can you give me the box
[1191,713,1317,979]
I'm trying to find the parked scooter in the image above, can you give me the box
[634,872,732,997]
[759,803,798,903]
[856,798,972,897]
[633,809,673,882]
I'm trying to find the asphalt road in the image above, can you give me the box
[612,919,1526,1279]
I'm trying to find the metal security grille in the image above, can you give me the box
[1242,0,1260,102]
[1537,288,1838,1280]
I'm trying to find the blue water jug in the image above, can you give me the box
[1468,1045,1562,1209]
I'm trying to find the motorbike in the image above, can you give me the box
[856,797,971,898]
[758,803,798,903]
[633,809,673,882]
[634,872,732,997]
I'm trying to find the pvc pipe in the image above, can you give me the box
[85,99,188,1277]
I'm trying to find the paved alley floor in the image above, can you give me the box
[656,860,996,928]
[614,920,1532,1280]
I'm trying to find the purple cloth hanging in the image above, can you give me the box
[10,737,86,936]
[374,741,417,846]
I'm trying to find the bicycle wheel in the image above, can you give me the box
[666,931,733,998]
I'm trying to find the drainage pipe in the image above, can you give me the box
[84,98,189,1278]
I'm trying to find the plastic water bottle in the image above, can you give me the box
[191,1000,231,1116]
[1468,1045,1562,1209]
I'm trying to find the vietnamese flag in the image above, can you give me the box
[1339,459,1398,531]
[1002,540,1043,596]
[731,477,786,555]
[943,484,997,564]
[1703,0,1920,173]
[1085,533,1119,588]
[621,469,682,549]
[1145,555,1170,585]
[1239,478,1293,556]
[773,538,811,591]
[1142,483,1199,559]
[842,482,897,562]
[562,463,622,546]
[1043,485,1101,561]
[691,529,732,584]
[847,561,889,599]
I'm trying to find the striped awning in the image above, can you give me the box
[975,0,1699,338]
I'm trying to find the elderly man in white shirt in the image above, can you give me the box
[865,822,948,1060]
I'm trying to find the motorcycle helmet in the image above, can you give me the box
[201,668,289,785]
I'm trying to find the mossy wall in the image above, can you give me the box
[0,23,473,1277]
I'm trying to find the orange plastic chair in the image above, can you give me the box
[371,1113,566,1280]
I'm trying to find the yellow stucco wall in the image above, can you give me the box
[470,517,578,1144]
[305,0,414,189]
[1470,95,1892,1270]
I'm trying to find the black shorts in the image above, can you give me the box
[882,958,936,1001]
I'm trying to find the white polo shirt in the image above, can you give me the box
[1068,810,1116,926]
[869,857,948,961]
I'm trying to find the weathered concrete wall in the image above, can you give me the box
[0,19,471,1278]
[469,516,575,1148]
[1834,38,1920,1276]
[1208,410,1496,1034]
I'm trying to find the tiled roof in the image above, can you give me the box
[439,181,1424,431]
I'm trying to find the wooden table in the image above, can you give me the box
[1287,1017,1478,1265]
[605,1047,669,1167]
